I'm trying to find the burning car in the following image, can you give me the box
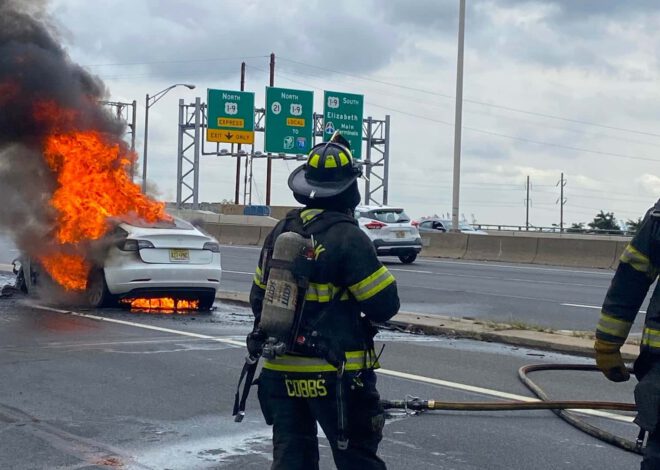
[19,217,222,311]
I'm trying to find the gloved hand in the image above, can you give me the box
[594,339,630,382]
[246,329,267,358]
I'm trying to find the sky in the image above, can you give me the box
[45,0,660,228]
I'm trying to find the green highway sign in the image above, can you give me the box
[265,86,314,154]
[323,90,364,159]
[206,88,255,144]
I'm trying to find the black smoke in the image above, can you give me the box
[0,0,123,259]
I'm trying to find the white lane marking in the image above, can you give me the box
[418,258,613,276]
[562,303,647,314]
[32,304,631,423]
[390,268,435,275]
[31,304,245,347]
[378,369,634,423]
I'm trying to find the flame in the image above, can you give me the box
[37,253,90,291]
[34,101,171,290]
[121,297,200,314]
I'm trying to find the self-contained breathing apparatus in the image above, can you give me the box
[232,228,358,449]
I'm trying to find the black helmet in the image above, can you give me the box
[288,132,361,199]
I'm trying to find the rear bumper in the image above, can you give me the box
[104,262,222,296]
[373,238,422,256]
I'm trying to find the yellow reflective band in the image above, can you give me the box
[349,266,396,301]
[301,208,324,224]
[304,282,349,302]
[596,311,632,341]
[263,350,380,372]
[253,266,266,289]
[324,155,338,168]
[642,327,660,349]
[314,243,326,259]
[620,244,657,278]
[309,153,321,168]
[338,151,350,166]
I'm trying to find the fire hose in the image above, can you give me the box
[381,363,643,455]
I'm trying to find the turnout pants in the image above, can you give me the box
[257,368,386,470]
[635,363,660,469]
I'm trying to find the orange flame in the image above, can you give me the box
[121,297,200,314]
[35,101,171,290]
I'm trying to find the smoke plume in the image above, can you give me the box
[0,0,125,265]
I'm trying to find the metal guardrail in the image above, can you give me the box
[472,224,635,237]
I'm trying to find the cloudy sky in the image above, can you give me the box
[46,0,660,227]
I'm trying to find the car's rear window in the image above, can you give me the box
[123,216,194,230]
[369,209,410,223]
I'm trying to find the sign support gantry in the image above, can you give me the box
[176,99,390,209]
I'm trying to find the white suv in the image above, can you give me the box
[355,205,423,264]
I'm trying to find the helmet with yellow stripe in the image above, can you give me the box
[288,132,362,199]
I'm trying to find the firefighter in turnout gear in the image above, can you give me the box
[248,133,400,470]
[594,199,660,469]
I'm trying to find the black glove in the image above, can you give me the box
[246,329,267,358]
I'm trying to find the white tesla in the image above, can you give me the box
[21,217,222,311]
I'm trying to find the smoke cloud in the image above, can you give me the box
[0,0,124,259]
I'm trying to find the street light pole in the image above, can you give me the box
[141,83,195,193]
[451,0,466,233]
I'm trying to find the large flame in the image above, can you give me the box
[35,101,171,291]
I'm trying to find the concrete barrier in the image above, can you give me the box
[464,235,538,263]
[534,237,619,269]
[203,223,262,246]
[421,232,468,259]
[611,240,629,269]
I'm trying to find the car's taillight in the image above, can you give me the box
[203,242,220,253]
[365,220,387,230]
[118,239,155,251]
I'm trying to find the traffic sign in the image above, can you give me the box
[206,88,255,144]
[265,86,313,154]
[323,90,364,159]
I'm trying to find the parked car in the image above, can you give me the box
[355,205,422,264]
[20,217,222,310]
[417,218,488,235]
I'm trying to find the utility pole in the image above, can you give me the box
[235,62,246,204]
[451,0,466,233]
[557,172,567,232]
[525,175,531,230]
[266,52,275,206]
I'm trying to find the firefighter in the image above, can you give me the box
[248,134,400,470]
[594,199,660,469]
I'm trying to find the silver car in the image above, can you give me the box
[355,205,422,264]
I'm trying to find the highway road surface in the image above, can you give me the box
[0,287,641,470]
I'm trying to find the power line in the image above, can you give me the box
[256,65,660,164]
[278,56,660,139]
[83,55,270,68]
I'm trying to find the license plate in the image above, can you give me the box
[395,231,406,238]
[169,249,190,262]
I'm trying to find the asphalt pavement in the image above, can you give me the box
[217,244,645,333]
[0,293,641,469]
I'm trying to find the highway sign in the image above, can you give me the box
[206,88,255,144]
[323,90,364,159]
[265,86,313,154]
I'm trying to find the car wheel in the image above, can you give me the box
[398,253,417,264]
[198,292,216,312]
[86,269,116,308]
